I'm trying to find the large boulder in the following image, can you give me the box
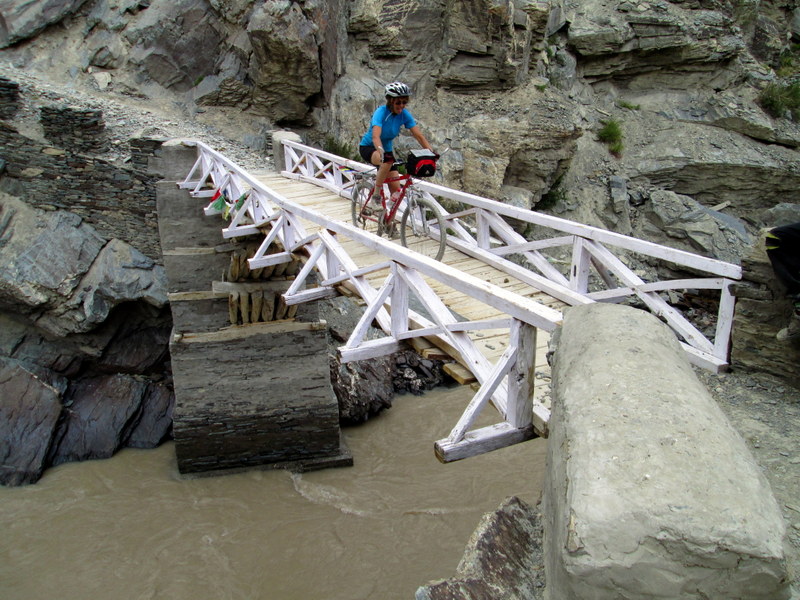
[0,357,64,486]
[246,1,322,123]
[635,189,752,265]
[0,0,91,48]
[544,303,790,599]
[48,373,148,466]
[0,194,168,337]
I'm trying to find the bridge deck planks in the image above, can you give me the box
[254,174,563,399]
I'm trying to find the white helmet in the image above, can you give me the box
[385,81,412,98]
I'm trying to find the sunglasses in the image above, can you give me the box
[393,98,409,105]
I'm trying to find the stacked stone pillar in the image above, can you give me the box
[156,142,351,475]
[731,229,800,385]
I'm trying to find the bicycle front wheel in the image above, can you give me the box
[351,181,382,237]
[400,192,446,261]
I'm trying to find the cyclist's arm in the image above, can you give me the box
[370,125,384,154]
[409,125,433,152]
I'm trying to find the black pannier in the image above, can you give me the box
[406,149,437,177]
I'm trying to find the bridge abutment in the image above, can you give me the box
[543,303,789,599]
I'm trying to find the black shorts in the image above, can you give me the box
[359,145,395,165]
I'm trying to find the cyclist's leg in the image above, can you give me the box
[387,169,402,195]
[373,151,395,201]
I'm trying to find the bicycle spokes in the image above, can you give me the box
[400,194,446,261]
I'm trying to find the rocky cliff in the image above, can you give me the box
[1,0,799,487]
[3,0,798,252]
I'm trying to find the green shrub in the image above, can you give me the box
[616,100,640,110]
[776,44,800,77]
[597,119,624,156]
[758,81,800,120]
[323,136,358,160]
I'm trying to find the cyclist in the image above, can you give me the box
[358,81,435,208]
[766,221,800,341]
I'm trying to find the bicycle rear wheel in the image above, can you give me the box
[400,191,446,261]
[351,181,382,237]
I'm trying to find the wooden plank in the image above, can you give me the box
[283,287,339,305]
[180,320,327,343]
[443,362,476,384]
[434,422,537,463]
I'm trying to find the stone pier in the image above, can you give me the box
[156,142,351,475]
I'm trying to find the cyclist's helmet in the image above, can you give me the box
[385,81,412,98]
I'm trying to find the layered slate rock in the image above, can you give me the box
[416,496,545,600]
[49,373,149,466]
[0,358,63,486]
[544,303,789,599]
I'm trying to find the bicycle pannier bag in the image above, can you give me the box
[406,149,437,177]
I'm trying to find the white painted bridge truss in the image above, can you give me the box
[177,139,742,462]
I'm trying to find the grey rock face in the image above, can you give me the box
[0,0,91,48]
[0,357,64,485]
[636,189,752,264]
[124,0,223,92]
[49,373,148,466]
[0,194,167,336]
[567,1,744,78]
[125,380,173,448]
[246,1,322,122]
[416,496,545,600]
[0,193,105,311]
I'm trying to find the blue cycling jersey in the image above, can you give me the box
[359,105,416,152]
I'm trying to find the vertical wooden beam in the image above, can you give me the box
[477,209,491,250]
[506,320,536,429]
[390,263,409,338]
[570,237,591,293]
[713,279,736,363]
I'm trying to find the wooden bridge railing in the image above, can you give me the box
[279,139,742,372]
[178,140,556,461]
[176,138,742,461]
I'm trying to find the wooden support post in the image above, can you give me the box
[713,279,736,363]
[477,209,491,250]
[390,263,409,338]
[570,237,591,294]
[506,320,536,429]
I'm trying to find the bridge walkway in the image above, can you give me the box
[255,172,562,394]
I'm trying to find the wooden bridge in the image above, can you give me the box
[176,138,742,463]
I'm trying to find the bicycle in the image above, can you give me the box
[349,152,447,261]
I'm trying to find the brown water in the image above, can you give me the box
[0,385,546,600]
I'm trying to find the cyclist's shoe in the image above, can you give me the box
[776,308,800,342]
[363,193,382,216]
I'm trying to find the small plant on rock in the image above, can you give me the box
[616,99,640,110]
[758,81,800,120]
[323,136,358,161]
[597,119,624,156]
